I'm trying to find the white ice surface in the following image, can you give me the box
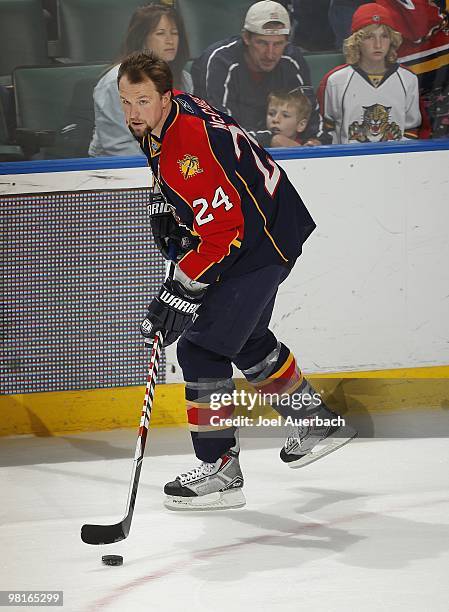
[1,422,449,612]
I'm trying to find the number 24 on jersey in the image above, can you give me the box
[193,186,233,226]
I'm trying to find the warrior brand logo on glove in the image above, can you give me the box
[147,192,172,216]
[147,190,199,261]
[159,288,201,314]
[148,200,172,216]
[140,278,205,346]
[141,319,154,333]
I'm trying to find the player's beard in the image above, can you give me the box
[128,123,151,139]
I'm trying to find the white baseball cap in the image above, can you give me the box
[243,1,291,36]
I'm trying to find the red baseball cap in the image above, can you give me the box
[351,3,397,33]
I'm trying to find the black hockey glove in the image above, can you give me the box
[140,278,205,346]
[148,191,199,260]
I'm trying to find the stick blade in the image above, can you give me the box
[81,520,128,545]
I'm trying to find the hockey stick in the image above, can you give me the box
[81,254,177,545]
[81,329,164,545]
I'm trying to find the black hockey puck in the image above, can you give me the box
[102,555,123,566]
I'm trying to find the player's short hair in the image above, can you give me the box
[118,50,173,95]
[267,89,312,122]
[343,24,402,66]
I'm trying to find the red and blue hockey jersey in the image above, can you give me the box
[139,92,316,284]
[377,0,449,136]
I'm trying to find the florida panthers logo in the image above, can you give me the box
[348,104,402,142]
[178,154,204,180]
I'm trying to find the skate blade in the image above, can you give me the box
[288,426,357,469]
[164,487,246,511]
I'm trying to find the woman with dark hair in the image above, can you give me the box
[89,3,191,157]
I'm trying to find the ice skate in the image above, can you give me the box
[164,447,245,511]
[280,416,357,468]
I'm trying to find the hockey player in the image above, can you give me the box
[376,0,449,137]
[318,3,422,144]
[118,50,356,511]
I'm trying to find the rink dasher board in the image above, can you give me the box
[1,145,449,379]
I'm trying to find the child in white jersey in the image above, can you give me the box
[318,3,422,144]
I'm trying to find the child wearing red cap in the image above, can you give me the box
[318,2,422,144]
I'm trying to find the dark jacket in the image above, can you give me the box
[191,36,328,146]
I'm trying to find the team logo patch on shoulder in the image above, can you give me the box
[178,98,195,114]
[178,154,204,180]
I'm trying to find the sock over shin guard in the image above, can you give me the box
[185,377,238,463]
[177,338,237,463]
[241,342,334,421]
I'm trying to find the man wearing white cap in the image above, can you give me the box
[191,0,326,147]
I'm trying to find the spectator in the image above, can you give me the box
[89,3,191,157]
[328,0,372,49]
[377,0,449,138]
[191,0,327,147]
[318,3,422,144]
[267,89,314,146]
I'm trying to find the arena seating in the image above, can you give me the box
[14,63,108,158]
[59,0,144,63]
[0,97,24,161]
[177,0,254,59]
[304,52,345,90]
[1,1,348,159]
[0,0,51,83]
